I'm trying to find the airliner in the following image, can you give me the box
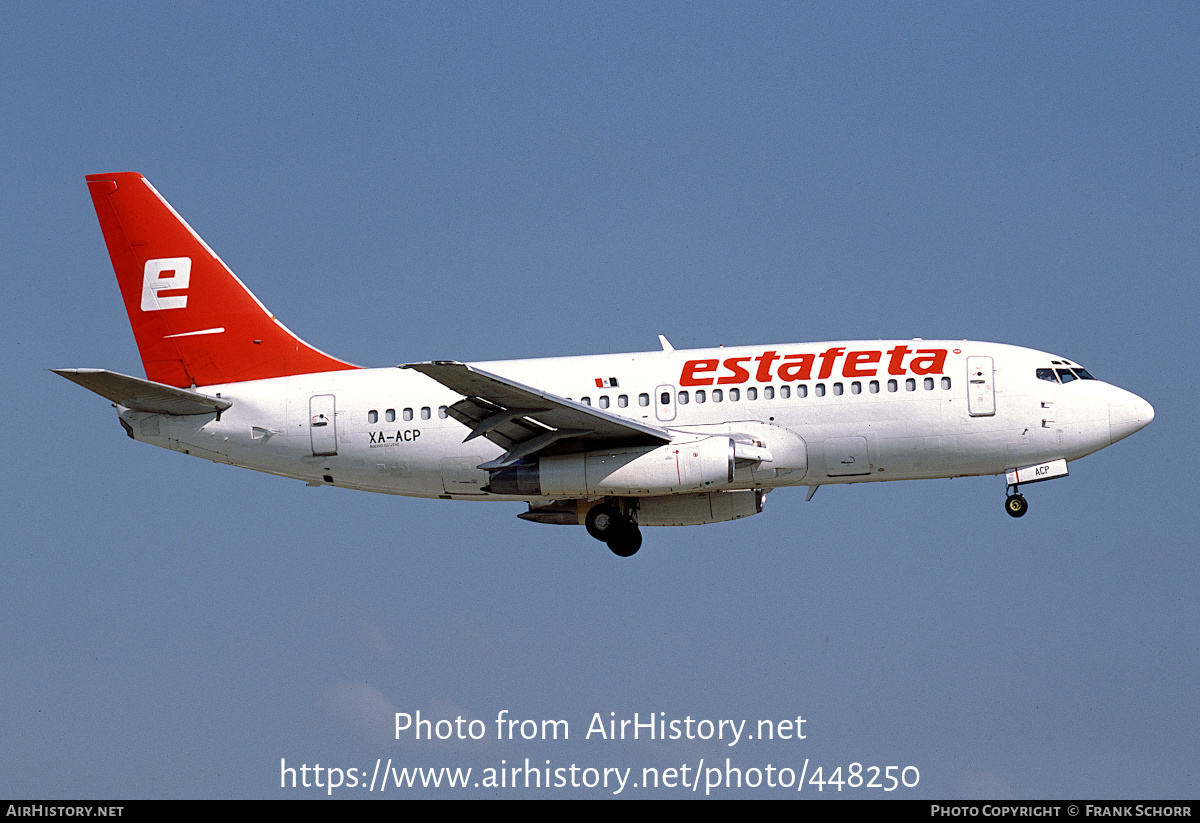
[56,173,1154,556]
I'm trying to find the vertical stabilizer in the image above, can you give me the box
[85,173,358,387]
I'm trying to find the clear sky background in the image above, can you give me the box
[3,2,1196,799]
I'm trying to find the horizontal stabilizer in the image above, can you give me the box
[52,368,232,415]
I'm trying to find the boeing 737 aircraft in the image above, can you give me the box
[57,173,1154,556]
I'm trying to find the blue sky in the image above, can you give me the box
[3,2,1196,798]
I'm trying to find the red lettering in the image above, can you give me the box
[886,345,911,375]
[754,351,780,382]
[909,349,948,375]
[843,350,880,377]
[681,359,719,386]
[777,354,814,381]
[817,347,845,380]
[718,357,751,384]
[681,345,949,386]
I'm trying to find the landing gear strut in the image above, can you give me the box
[1005,485,1028,518]
[586,502,642,557]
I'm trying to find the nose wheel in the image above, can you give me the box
[1005,486,1028,518]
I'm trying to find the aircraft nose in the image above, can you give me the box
[1109,389,1154,444]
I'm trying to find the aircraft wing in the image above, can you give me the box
[402,361,671,468]
[53,368,232,416]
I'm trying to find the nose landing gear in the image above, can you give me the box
[1003,460,1072,518]
[1005,485,1028,518]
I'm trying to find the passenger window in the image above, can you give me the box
[869,380,880,393]
[368,410,378,424]
[888,379,898,392]
[797,385,807,398]
[815,384,825,397]
[729,388,740,401]
[747,387,758,400]
[438,406,448,418]
[906,378,916,391]
[599,396,610,408]
[639,393,650,407]
[678,391,689,405]
[420,407,431,420]
[924,377,934,390]
[941,377,951,389]
[695,390,707,404]
[386,409,396,423]
[780,385,790,399]
[833,382,843,396]
[618,395,628,407]
[403,408,413,421]
[851,381,861,394]
[713,389,723,402]
[659,392,670,406]
[581,397,591,406]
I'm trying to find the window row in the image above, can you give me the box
[366,375,957,424]
[367,406,448,424]
[667,377,952,405]
[574,394,652,408]
[572,378,953,409]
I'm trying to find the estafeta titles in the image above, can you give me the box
[680,345,951,386]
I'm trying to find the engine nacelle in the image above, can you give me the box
[519,489,765,527]
[489,436,735,497]
[636,489,765,526]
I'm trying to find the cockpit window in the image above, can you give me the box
[1039,365,1097,384]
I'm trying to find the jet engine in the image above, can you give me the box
[487,436,735,497]
[520,489,765,527]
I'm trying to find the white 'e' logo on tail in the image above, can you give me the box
[141,257,191,311]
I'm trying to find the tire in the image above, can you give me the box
[1005,494,1028,518]
[607,525,642,557]
[586,503,622,541]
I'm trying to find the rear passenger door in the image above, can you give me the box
[309,394,338,455]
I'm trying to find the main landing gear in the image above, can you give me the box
[586,502,642,557]
[1005,485,1028,518]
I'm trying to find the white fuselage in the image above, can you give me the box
[115,339,1150,504]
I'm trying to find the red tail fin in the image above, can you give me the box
[86,173,358,388]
